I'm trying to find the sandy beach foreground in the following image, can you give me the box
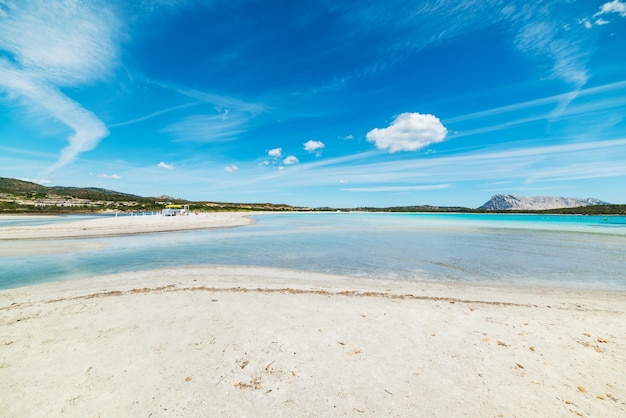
[1,265,624,417]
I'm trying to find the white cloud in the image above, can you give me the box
[366,112,447,153]
[594,0,626,18]
[97,173,122,179]
[304,140,325,153]
[0,0,120,171]
[224,165,239,173]
[158,162,174,169]
[268,147,282,158]
[283,156,299,165]
[20,178,51,185]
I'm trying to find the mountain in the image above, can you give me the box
[479,194,608,211]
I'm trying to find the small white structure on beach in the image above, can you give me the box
[162,204,190,216]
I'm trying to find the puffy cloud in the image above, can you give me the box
[224,165,239,173]
[283,155,299,165]
[97,173,121,179]
[158,162,174,169]
[268,147,282,158]
[366,112,447,153]
[304,140,325,153]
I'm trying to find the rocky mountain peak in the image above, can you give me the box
[479,194,608,210]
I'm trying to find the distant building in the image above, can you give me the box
[162,204,189,216]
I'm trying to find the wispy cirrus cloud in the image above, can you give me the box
[155,83,267,142]
[0,0,121,172]
[109,101,201,128]
[502,2,615,116]
[163,112,249,142]
[513,18,589,88]
[341,184,451,193]
[318,1,601,114]
[243,138,626,192]
[446,81,626,124]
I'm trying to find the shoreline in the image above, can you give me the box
[1,265,624,417]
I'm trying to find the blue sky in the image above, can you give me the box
[1,0,625,208]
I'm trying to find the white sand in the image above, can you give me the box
[1,265,624,417]
[0,212,254,241]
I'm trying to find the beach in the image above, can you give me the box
[1,215,625,416]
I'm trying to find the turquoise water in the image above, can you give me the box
[1,212,625,290]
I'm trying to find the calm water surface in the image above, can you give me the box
[1,213,625,290]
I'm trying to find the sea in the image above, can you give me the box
[1,212,625,291]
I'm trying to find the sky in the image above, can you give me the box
[1,0,625,208]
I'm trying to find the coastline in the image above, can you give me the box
[1,265,624,417]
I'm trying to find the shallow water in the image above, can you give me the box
[1,212,625,290]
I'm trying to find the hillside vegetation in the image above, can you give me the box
[1,177,624,214]
[0,177,302,213]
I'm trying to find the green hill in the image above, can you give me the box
[0,177,48,195]
[0,177,301,213]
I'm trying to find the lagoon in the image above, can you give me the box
[1,212,625,290]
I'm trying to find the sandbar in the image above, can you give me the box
[1,265,624,417]
[0,212,254,240]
